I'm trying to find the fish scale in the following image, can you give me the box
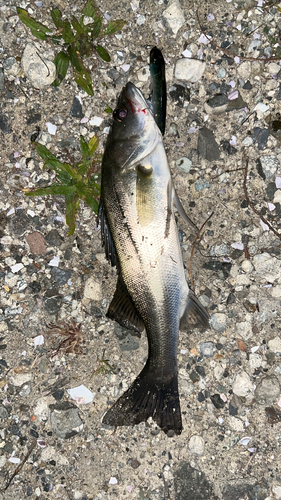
[100,82,209,434]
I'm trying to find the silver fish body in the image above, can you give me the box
[100,83,208,435]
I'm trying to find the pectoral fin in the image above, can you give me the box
[107,276,145,335]
[99,202,117,267]
[173,188,198,232]
[180,291,209,331]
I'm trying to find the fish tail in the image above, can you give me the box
[102,364,182,435]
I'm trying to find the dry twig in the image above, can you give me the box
[1,439,37,491]
[190,212,214,292]
[243,158,281,239]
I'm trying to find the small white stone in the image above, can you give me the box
[271,286,281,298]
[253,253,281,283]
[268,336,281,354]
[21,43,56,89]
[46,122,57,135]
[174,58,206,83]
[210,313,226,333]
[235,274,250,286]
[84,277,102,300]
[9,371,32,386]
[272,486,281,499]
[273,190,281,204]
[228,416,244,432]
[162,0,185,35]
[188,435,205,455]
[232,371,255,398]
[249,353,263,370]
[236,321,252,340]
[268,62,280,74]
[10,263,24,273]
[241,260,253,273]
[137,65,150,82]
[109,477,118,485]
[89,116,103,126]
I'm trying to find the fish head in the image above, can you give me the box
[104,82,161,169]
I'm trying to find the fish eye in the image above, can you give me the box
[113,109,127,122]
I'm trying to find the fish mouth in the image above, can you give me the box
[121,82,150,115]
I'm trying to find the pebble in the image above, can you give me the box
[169,84,190,107]
[21,43,56,89]
[210,313,226,332]
[217,68,226,79]
[45,229,63,247]
[195,179,210,191]
[174,59,206,83]
[268,336,281,354]
[0,68,5,94]
[9,371,32,386]
[252,128,269,150]
[232,371,255,398]
[3,56,21,77]
[51,267,73,285]
[199,342,214,357]
[253,253,281,283]
[137,65,150,82]
[258,155,279,180]
[197,127,220,161]
[10,212,32,236]
[162,0,185,35]
[210,243,230,256]
[26,231,46,255]
[50,402,83,439]
[70,96,84,118]
[44,296,62,314]
[84,277,102,301]
[255,375,280,405]
[236,321,252,340]
[237,61,252,80]
[175,157,191,173]
[0,113,12,134]
[188,435,205,455]
[204,93,228,115]
[249,353,263,370]
[174,462,216,500]
[268,62,280,74]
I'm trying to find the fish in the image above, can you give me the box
[99,82,209,435]
[149,46,167,136]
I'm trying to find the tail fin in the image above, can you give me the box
[102,364,182,435]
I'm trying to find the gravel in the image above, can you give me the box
[1,0,281,498]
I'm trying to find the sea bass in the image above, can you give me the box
[100,82,209,435]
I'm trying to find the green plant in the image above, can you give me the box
[17,0,125,95]
[91,349,115,376]
[25,136,101,235]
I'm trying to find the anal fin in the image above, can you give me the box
[180,290,210,331]
[107,276,145,334]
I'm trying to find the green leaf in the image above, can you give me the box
[80,135,91,159]
[73,65,94,96]
[67,45,85,72]
[25,184,77,197]
[88,136,98,154]
[51,8,64,28]
[90,17,102,38]
[83,0,100,19]
[61,20,75,43]
[35,143,59,162]
[53,51,70,87]
[65,192,80,235]
[263,26,270,34]
[104,105,112,113]
[95,45,110,62]
[17,7,51,40]
[71,15,85,35]
[102,19,126,36]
